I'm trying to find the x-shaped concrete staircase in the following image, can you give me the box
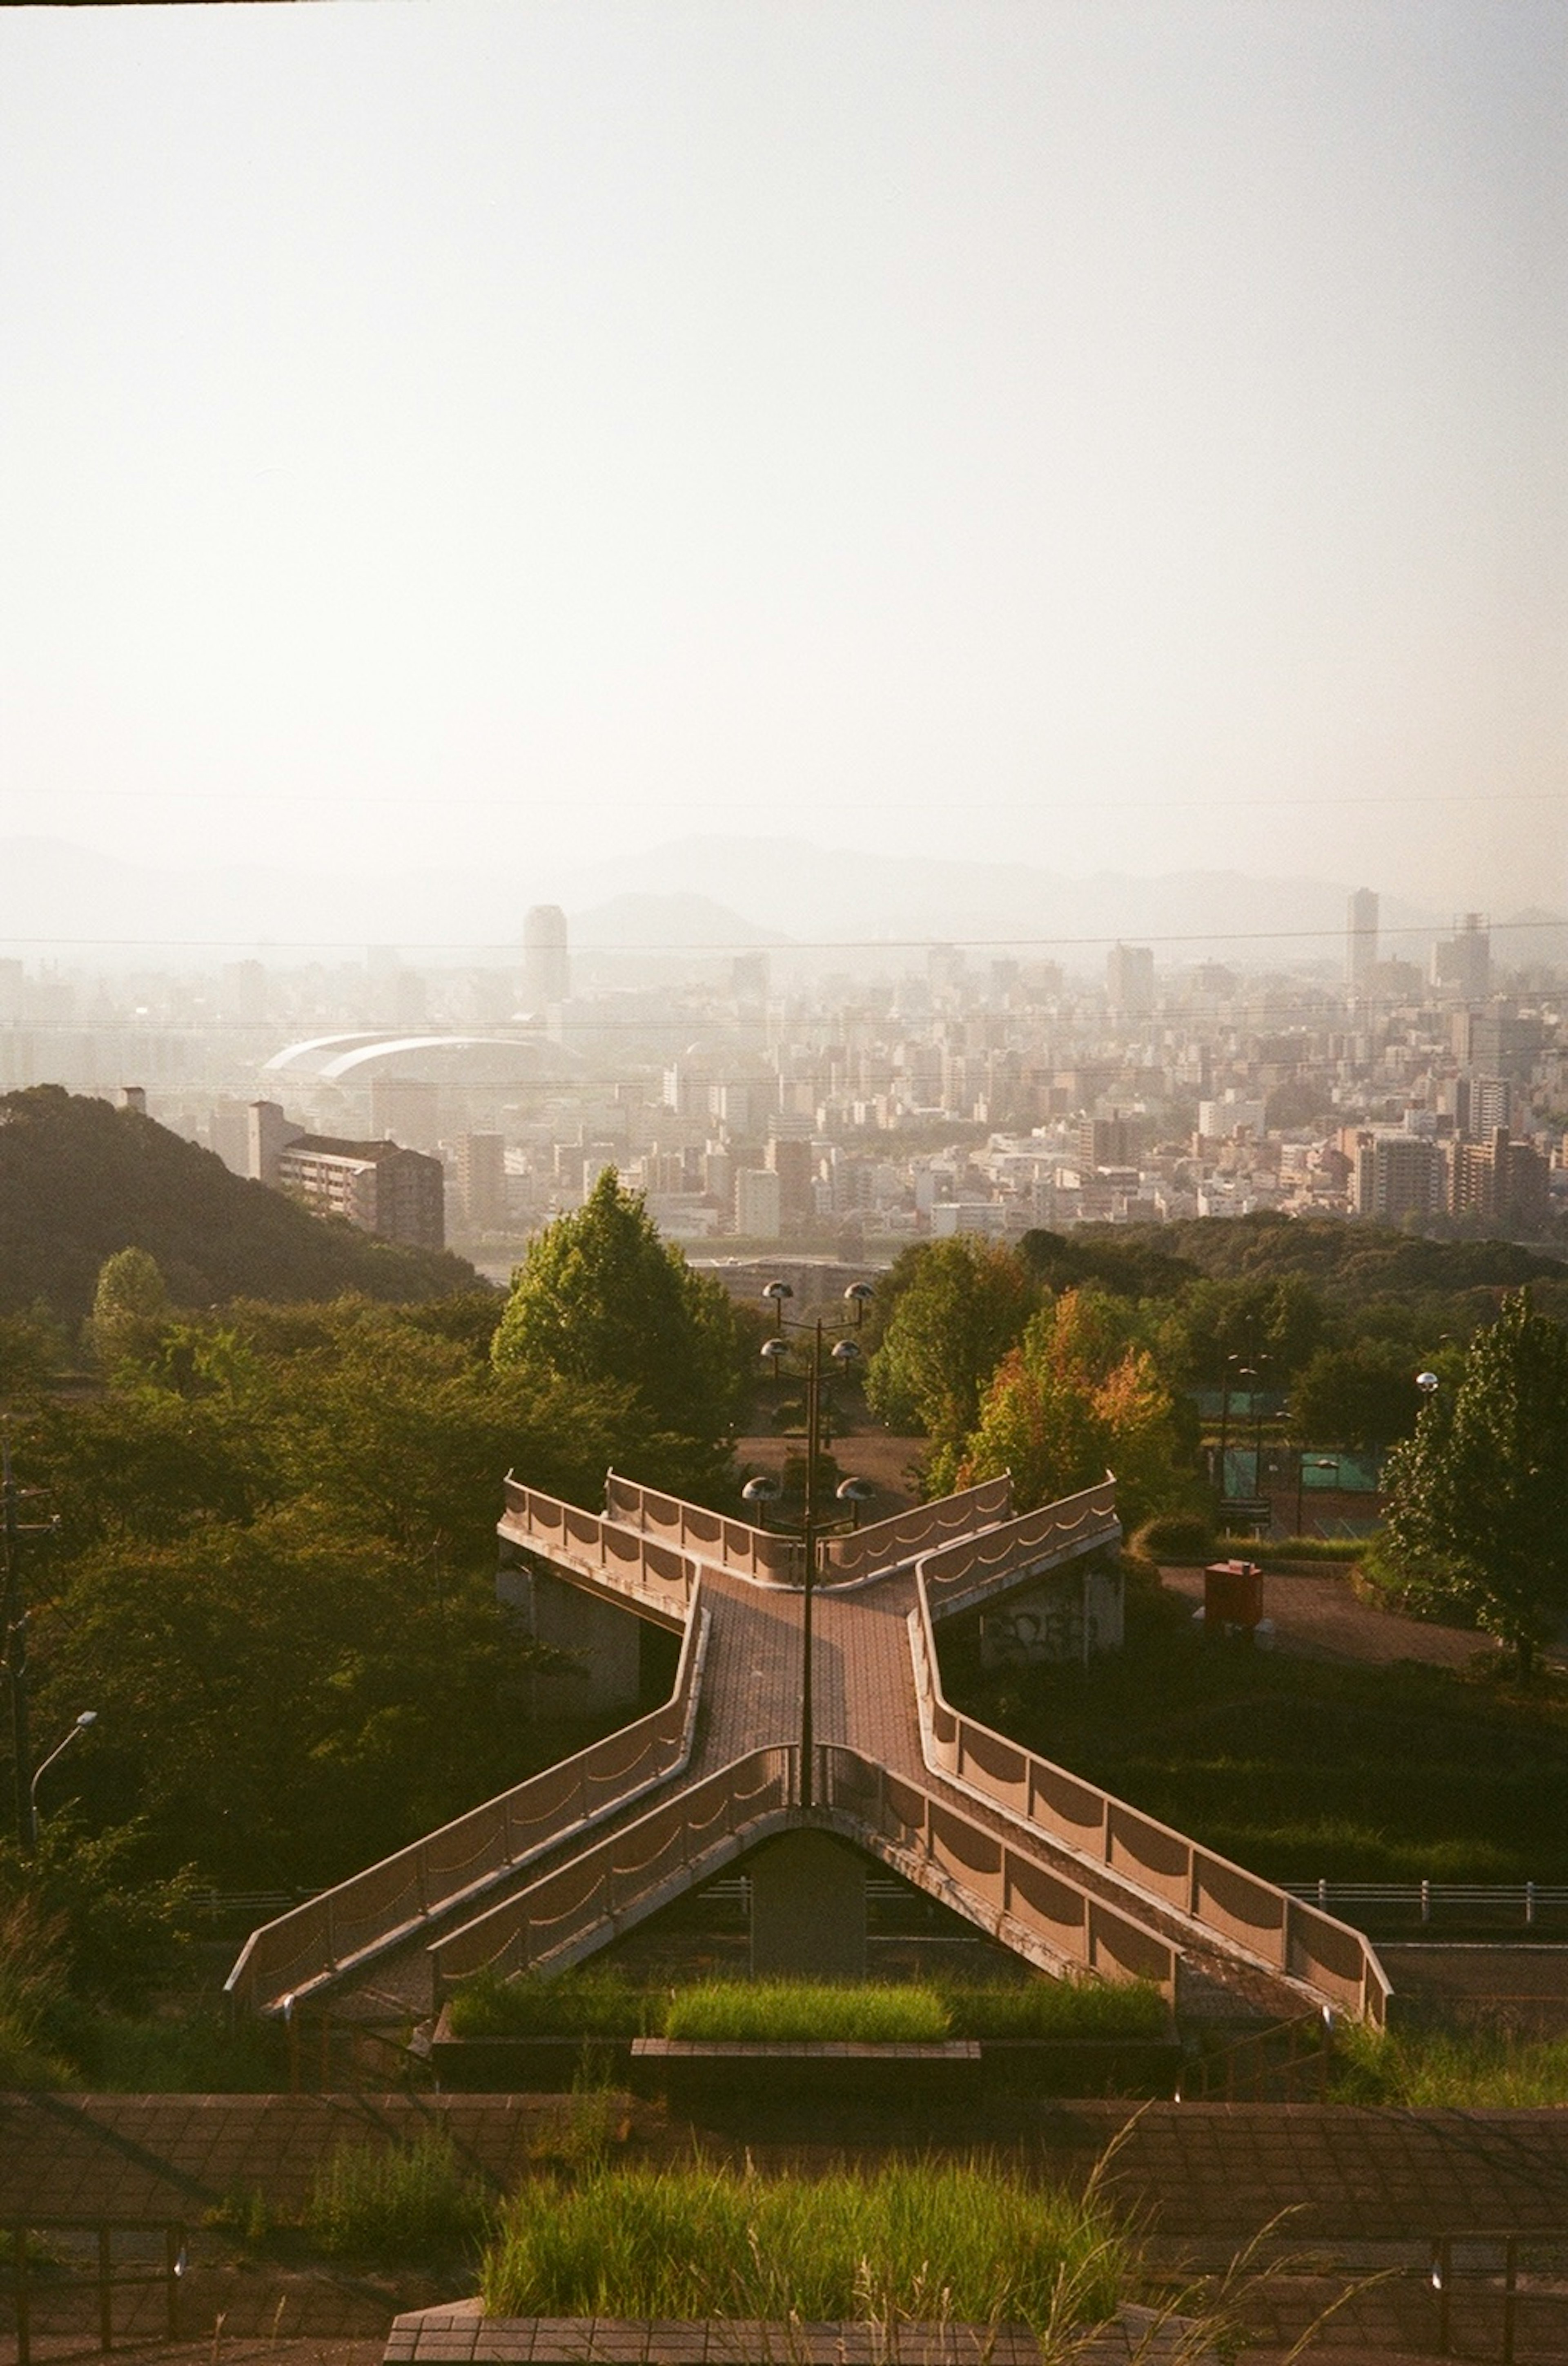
[228,1473,1388,2030]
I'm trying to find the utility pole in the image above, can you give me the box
[1,1420,57,1854]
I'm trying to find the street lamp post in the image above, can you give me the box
[0,1419,60,1854]
[29,1710,97,1845]
[754,1280,873,1811]
[1295,1455,1340,1539]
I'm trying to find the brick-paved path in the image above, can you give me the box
[12,2094,1568,2361]
[11,2093,1568,2248]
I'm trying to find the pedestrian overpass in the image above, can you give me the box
[228,1471,1389,2030]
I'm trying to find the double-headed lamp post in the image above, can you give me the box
[744,1279,875,1811]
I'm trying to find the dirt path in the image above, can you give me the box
[1158,1564,1497,1671]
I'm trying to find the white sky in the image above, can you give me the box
[1,0,1564,924]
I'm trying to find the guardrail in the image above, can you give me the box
[227,1594,710,2016]
[1430,2232,1568,2364]
[819,1477,1013,1584]
[5,2219,185,2366]
[919,1478,1121,1619]
[430,1739,1177,2005]
[814,1747,1176,1997]
[501,1479,709,1620]
[907,1566,1390,2026]
[604,1473,801,1582]
[430,1746,798,1989]
[1287,1881,1568,1930]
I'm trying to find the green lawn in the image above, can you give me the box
[943,1586,1568,1884]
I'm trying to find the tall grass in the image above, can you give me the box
[664,1981,951,2043]
[449,1970,1168,2047]
[939,1978,1168,2043]
[481,2157,1131,2337]
[305,2133,493,2266]
[447,1967,648,2039]
[1335,2022,1568,2108]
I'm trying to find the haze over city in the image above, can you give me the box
[2,0,1564,957]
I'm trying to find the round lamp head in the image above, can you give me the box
[831,1337,862,1364]
[1415,1370,1440,1395]
[762,1280,793,1303]
[843,1281,875,1306]
[742,1475,782,1505]
[760,1337,788,1365]
[835,1477,875,1504]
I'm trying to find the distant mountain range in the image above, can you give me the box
[0,830,1559,973]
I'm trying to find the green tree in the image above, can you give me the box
[491,1170,742,1490]
[1292,1340,1426,1451]
[88,1247,171,1381]
[945,1287,1186,1525]
[864,1236,1036,1449]
[1381,1291,1568,1674]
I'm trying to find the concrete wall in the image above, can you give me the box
[978,1558,1124,1670]
[748,1829,867,1979]
[497,1551,644,1714]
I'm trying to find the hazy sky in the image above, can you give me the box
[2,1,1564,927]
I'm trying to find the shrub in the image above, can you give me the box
[1133,1512,1214,1563]
[662,1980,951,2043]
[481,2156,1131,2334]
[304,2134,492,2267]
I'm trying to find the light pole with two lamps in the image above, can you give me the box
[743,1280,875,1811]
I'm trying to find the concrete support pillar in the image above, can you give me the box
[748,1830,867,1979]
[497,1553,644,1714]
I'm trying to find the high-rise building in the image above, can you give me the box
[454,1132,507,1230]
[1106,943,1155,1019]
[1354,1132,1444,1222]
[1432,913,1490,999]
[523,905,570,1008]
[1346,889,1379,996]
[765,1132,815,1225]
[734,1167,782,1239]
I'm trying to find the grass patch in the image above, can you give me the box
[1334,2023,1568,2108]
[304,2133,493,2268]
[944,1583,1568,1883]
[446,1967,649,2040]
[481,2156,1131,2338]
[939,1978,1168,2042]
[450,1971,1169,2047]
[663,1980,951,2044]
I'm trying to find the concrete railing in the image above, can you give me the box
[603,1473,800,1582]
[919,1478,1121,1619]
[227,1591,711,2016]
[430,1746,798,1990]
[907,1573,1390,2026]
[428,1736,1174,2004]
[819,1476,1013,1583]
[815,1747,1176,1997]
[500,1479,708,1621]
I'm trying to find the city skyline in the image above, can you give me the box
[2,2,1564,928]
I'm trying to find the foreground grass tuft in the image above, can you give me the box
[482,2156,1130,2337]
[305,2133,492,2266]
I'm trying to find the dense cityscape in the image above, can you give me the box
[4,891,1562,1272]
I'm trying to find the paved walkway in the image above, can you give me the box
[9,2093,1568,2254]
[12,2094,1568,2362]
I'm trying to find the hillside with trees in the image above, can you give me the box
[0,1087,477,1318]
